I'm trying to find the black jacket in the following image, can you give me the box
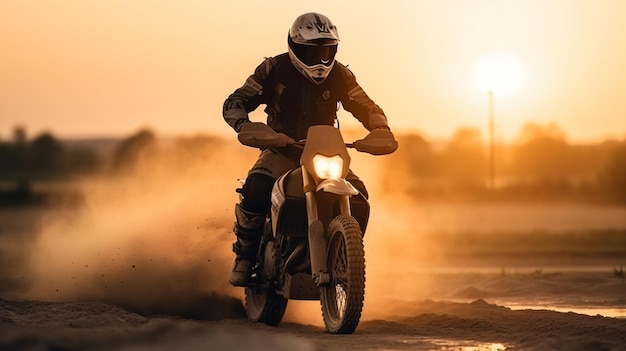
[223,53,388,141]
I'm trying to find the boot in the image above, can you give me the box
[229,238,259,287]
[230,261,253,286]
[228,204,265,287]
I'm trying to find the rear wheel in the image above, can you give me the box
[244,241,287,326]
[320,215,365,334]
[244,284,287,326]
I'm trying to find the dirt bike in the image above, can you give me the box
[236,123,397,334]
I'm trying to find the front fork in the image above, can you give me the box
[302,166,353,286]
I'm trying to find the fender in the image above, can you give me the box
[316,178,359,196]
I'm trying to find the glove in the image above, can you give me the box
[238,122,295,148]
[353,128,398,155]
[274,132,295,147]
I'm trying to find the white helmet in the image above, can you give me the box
[288,13,339,85]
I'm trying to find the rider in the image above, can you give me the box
[223,12,393,287]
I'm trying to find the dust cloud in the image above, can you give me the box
[2,138,258,319]
[1,131,422,325]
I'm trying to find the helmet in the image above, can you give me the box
[288,13,339,84]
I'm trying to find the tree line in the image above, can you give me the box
[1,123,625,205]
[0,127,224,181]
[0,127,226,206]
[0,128,100,181]
[381,123,626,204]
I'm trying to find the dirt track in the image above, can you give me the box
[2,277,626,351]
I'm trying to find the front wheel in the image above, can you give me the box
[320,215,365,334]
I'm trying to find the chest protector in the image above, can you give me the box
[263,54,346,141]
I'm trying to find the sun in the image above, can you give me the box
[474,51,526,96]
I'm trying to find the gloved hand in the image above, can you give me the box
[273,132,295,147]
[353,127,398,155]
[238,122,295,148]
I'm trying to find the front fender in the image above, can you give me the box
[316,179,359,196]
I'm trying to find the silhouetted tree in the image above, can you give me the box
[66,149,101,174]
[13,126,27,146]
[0,127,28,176]
[599,142,626,204]
[381,133,436,188]
[441,127,486,187]
[112,129,157,171]
[30,132,66,174]
[513,123,572,180]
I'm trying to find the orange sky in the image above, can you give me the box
[1,0,625,142]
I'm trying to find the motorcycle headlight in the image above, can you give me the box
[312,154,343,180]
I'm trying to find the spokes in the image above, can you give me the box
[330,234,349,317]
[332,235,347,277]
[335,284,347,319]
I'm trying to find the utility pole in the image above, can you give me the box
[488,90,495,190]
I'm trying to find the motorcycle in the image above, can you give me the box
[236,123,397,334]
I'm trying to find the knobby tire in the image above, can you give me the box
[320,215,365,334]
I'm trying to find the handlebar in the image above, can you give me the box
[238,122,397,155]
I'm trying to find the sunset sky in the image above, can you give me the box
[1,0,625,142]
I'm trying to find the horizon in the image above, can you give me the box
[2,1,626,143]
[3,122,624,148]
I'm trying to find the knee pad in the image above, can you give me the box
[241,173,275,213]
[234,204,265,232]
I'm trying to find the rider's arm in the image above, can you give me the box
[223,57,277,132]
[336,63,390,131]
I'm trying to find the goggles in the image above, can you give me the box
[292,43,337,67]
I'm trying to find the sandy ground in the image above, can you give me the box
[1,271,626,351]
[2,205,625,351]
